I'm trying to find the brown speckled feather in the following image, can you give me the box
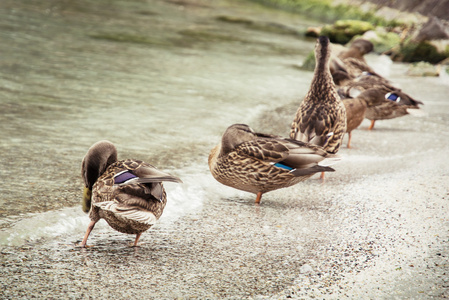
[80,140,182,246]
[343,97,367,134]
[329,38,423,126]
[209,124,339,199]
[90,159,168,234]
[290,36,346,154]
[338,77,423,121]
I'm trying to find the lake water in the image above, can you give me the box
[0,0,322,241]
[1,0,449,298]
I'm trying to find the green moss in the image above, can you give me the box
[320,20,374,44]
[400,41,449,64]
[369,30,401,53]
[406,61,439,76]
[248,0,399,26]
[300,51,316,71]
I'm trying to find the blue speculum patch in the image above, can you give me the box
[386,92,400,102]
[114,171,137,184]
[274,162,294,171]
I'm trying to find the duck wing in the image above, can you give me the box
[116,159,182,185]
[235,136,339,175]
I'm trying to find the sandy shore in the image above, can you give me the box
[2,109,449,299]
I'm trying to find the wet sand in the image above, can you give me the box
[2,102,449,299]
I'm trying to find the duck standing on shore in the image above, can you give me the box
[338,74,423,130]
[208,124,340,204]
[330,38,377,85]
[342,95,368,148]
[79,140,182,247]
[290,36,346,178]
[331,39,423,130]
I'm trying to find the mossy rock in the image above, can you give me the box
[321,20,375,44]
[300,51,316,71]
[398,41,449,64]
[250,0,397,26]
[360,29,401,54]
[406,61,439,76]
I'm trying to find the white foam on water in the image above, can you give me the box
[0,207,89,247]
[0,164,213,247]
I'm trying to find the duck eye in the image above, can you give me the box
[385,92,400,103]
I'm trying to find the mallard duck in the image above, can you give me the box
[208,124,340,204]
[331,39,423,130]
[330,39,378,84]
[361,88,423,129]
[338,74,423,130]
[290,36,346,179]
[79,140,182,247]
[338,39,374,61]
[342,95,368,148]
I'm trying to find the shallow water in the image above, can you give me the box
[1,0,449,298]
[0,0,318,219]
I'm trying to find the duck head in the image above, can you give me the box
[220,124,256,156]
[81,140,118,212]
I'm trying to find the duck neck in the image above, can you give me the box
[83,141,118,189]
[309,59,336,100]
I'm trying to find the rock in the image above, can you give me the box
[406,61,440,76]
[374,6,424,26]
[361,0,449,21]
[321,20,375,44]
[396,40,449,64]
[361,28,401,53]
[414,16,449,42]
[428,39,449,54]
[306,26,321,38]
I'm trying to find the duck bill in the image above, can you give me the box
[82,187,92,213]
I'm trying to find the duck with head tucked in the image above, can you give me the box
[208,124,340,204]
[330,38,379,85]
[338,74,423,130]
[80,140,182,247]
[290,36,346,178]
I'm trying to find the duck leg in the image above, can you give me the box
[79,220,97,248]
[132,233,142,247]
[320,172,325,180]
[255,192,263,204]
[368,120,375,130]
[347,132,353,148]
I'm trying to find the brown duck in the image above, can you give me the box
[290,36,346,178]
[330,38,378,85]
[80,140,182,247]
[209,124,340,204]
[342,96,368,148]
[338,74,423,130]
